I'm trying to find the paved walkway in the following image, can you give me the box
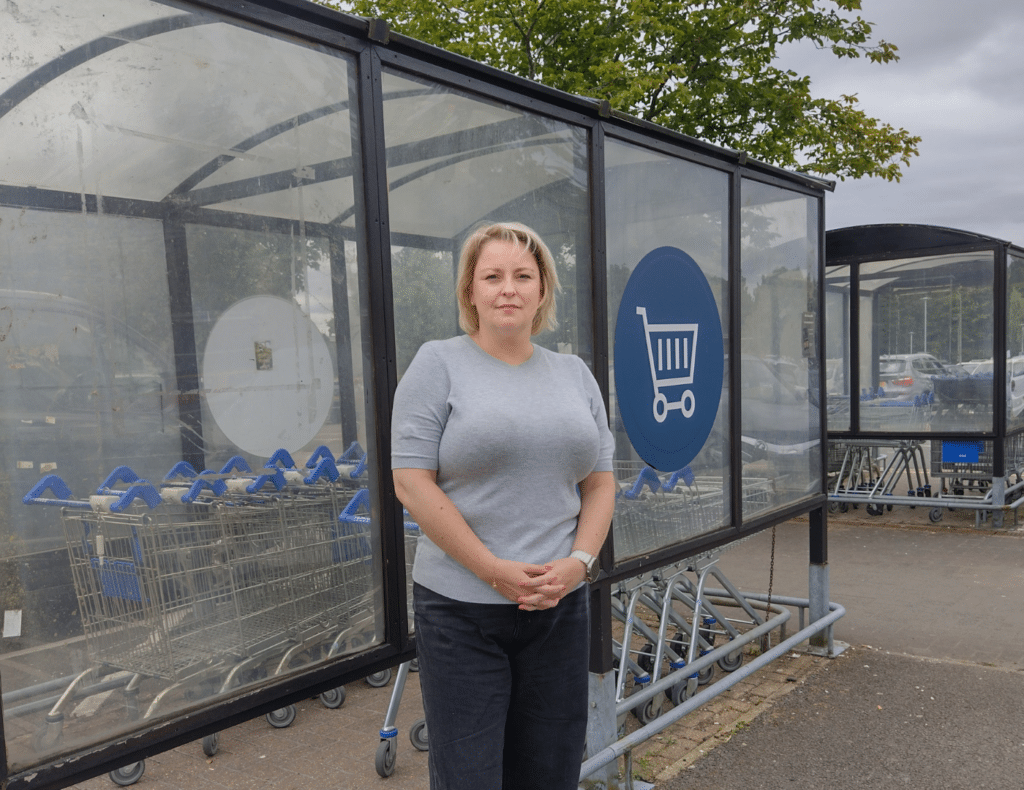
[67,507,1023,789]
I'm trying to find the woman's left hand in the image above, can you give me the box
[516,557,586,611]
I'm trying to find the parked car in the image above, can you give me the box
[877,353,948,400]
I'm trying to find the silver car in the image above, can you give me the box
[877,353,947,400]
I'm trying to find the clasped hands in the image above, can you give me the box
[489,556,586,611]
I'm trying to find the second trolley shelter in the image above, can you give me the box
[825,223,1024,479]
[0,1,829,787]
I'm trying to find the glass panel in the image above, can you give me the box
[857,252,994,433]
[1007,254,1024,435]
[824,265,851,432]
[605,139,731,561]
[380,69,591,618]
[741,180,821,515]
[381,68,591,367]
[0,4,377,773]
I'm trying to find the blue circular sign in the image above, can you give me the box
[613,246,724,471]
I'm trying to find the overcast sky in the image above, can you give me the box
[777,0,1024,244]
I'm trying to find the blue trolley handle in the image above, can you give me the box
[306,445,336,469]
[623,467,661,500]
[248,468,285,493]
[304,458,340,485]
[265,448,297,470]
[339,441,365,463]
[105,484,163,512]
[164,461,200,482]
[220,456,253,475]
[349,454,368,479]
[97,465,143,494]
[23,475,90,509]
[176,475,228,503]
[662,466,695,492]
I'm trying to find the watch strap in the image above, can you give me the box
[569,549,598,582]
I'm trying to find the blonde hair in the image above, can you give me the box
[456,222,560,335]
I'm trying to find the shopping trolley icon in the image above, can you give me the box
[636,306,699,422]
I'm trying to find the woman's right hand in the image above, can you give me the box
[489,558,565,609]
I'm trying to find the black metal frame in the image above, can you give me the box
[0,1,830,786]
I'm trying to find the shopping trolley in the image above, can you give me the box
[636,306,699,422]
[21,447,378,784]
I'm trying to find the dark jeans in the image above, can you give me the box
[413,582,590,790]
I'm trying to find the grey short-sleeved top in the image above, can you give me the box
[391,335,615,604]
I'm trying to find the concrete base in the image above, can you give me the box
[805,638,851,658]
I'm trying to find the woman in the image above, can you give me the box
[391,221,616,789]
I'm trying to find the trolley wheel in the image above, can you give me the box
[375,738,397,777]
[929,507,943,523]
[636,642,657,675]
[319,686,346,709]
[201,733,220,757]
[410,658,420,672]
[838,502,849,513]
[266,705,296,729]
[365,668,392,688]
[866,503,884,517]
[633,695,663,725]
[670,680,690,707]
[409,718,429,751]
[109,761,145,786]
[827,500,840,514]
[717,649,744,673]
[696,662,715,686]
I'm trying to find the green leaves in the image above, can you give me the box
[329,0,919,181]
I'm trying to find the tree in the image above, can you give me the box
[323,0,919,182]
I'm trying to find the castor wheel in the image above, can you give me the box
[929,507,943,523]
[202,733,220,757]
[375,738,397,777]
[109,761,145,786]
[319,686,346,709]
[866,503,884,517]
[717,649,744,672]
[365,668,392,688]
[636,642,657,675]
[266,704,296,728]
[409,718,429,751]
[633,694,663,725]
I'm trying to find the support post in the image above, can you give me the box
[583,671,621,790]
[807,505,847,656]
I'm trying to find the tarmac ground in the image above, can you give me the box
[63,503,1024,789]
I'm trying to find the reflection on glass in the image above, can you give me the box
[380,69,591,618]
[1007,255,1024,434]
[824,265,851,432]
[741,180,821,515]
[858,252,993,433]
[381,69,591,368]
[604,140,732,561]
[0,5,378,773]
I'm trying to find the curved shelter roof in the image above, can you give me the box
[826,223,1021,265]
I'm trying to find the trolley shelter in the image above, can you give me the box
[825,224,1024,523]
[0,2,830,787]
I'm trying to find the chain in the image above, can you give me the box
[760,525,777,653]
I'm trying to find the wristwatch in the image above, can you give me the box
[569,549,599,583]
